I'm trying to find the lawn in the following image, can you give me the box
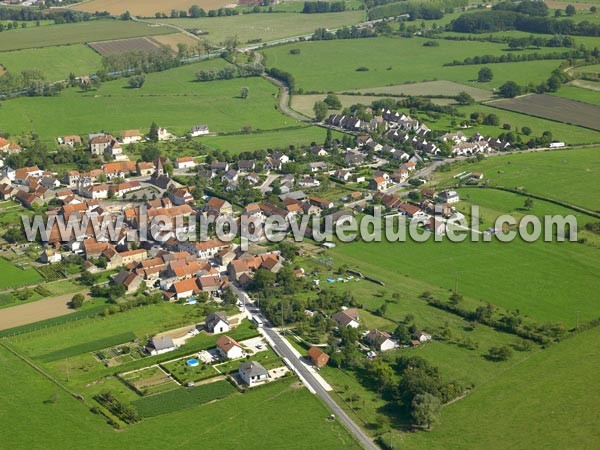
[0,258,43,290]
[0,59,300,142]
[262,36,564,92]
[0,44,101,81]
[0,345,359,449]
[432,147,600,211]
[0,20,174,52]
[73,0,231,17]
[400,327,600,450]
[151,10,365,45]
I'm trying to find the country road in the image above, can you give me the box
[229,284,379,450]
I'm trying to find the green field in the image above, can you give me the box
[401,327,600,450]
[0,344,359,449]
[200,126,344,152]
[38,332,136,363]
[554,85,600,106]
[0,258,43,290]
[0,20,174,52]
[262,37,564,92]
[433,147,600,211]
[330,234,599,326]
[0,44,101,81]
[0,59,299,142]
[134,380,236,417]
[152,10,365,45]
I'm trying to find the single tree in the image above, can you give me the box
[148,122,159,142]
[524,197,534,209]
[70,293,85,309]
[411,393,441,429]
[565,4,576,16]
[313,101,329,121]
[240,86,249,99]
[456,91,475,105]
[477,67,493,83]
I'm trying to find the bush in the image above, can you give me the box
[356,66,369,72]
[289,48,301,55]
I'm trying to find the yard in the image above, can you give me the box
[0,258,43,290]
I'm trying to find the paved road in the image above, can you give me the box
[229,285,378,450]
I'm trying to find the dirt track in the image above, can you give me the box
[0,294,76,331]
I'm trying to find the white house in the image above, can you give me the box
[80,184,109,200]
[439,190,460,204]
[216,335,244,360]
[332,309,360,328]
[413,332,432,343]
[239,361,269,386]
[119,130,142,145]
[157,127,172,141]
[191,124,209,137]
[174,157,196,170]
[365,329,395,352]
[205,311,230,334]
[146,337,177,356]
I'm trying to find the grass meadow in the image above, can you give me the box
[0,59,299,142]
[0,20,173,52]
[262,37,564,92]
[0,344,359,449]
[0,258,43,290]
[400,328,600,450]
[0,44,101,81]
[432,147,600,211]
[151,10,365,45]
[553,85,600,106]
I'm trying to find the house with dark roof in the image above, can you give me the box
[239,361,269,386]
[146,336,177,356]
[205,311,230,334]
[332,308,360,328]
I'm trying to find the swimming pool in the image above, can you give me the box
[187,358,199,367]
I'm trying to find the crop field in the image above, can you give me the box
[345,80,494,101]
[88,37,165,56]
[262,37,564,92]
[0,345,359,449]
[0,60,299,142]
[152,10,365,45]
[0,20,174,52]
[0,44,101,81]
[133,380,236,417]
[200,126,345,153]
[489,94,600,131]
[150,32,200,52]
[120,366,178,395]
[73,0,232,17]
[0,258,43,290]
[432,147,600,211]
[400,328,600,450]
[545,0,600,8]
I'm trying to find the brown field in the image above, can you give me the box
[489,94,600,131]
[151,32,199,52]
[346,80,494,102]
[0,294,74,331]
[73,0,233,17]
[88,36,164,56]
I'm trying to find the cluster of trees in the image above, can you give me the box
[94,392,139,424]
[195,63,263,82]
[438,33,577,49]
[127,73,146,88]
[302,1,345,14]
[493,0,549,17]
[311,26,377,41]
[0,7,92,23]
[368,0,466,21]
[267,67,296,91]
[100,47,180,78]
[497,68,569,97]
[452,10,600,36]
[158,6,239,19]
[0,69,62,97]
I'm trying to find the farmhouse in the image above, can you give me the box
[365,329,395,352]
[332,308,360,328]
[119,130,142,144]
[191,124,209,136]
[239,361,269,386]
[307,346,330,368]
[58,135,82,147]
[439,190,460,204]
[174,157,196,170]
[216,335,244,360]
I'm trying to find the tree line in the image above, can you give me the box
[195,63,263,82]
[311,26,378,41]
[302,1,346,14]
[451,10,600,36]
[444,48,597,66]
[367,0,467,21]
